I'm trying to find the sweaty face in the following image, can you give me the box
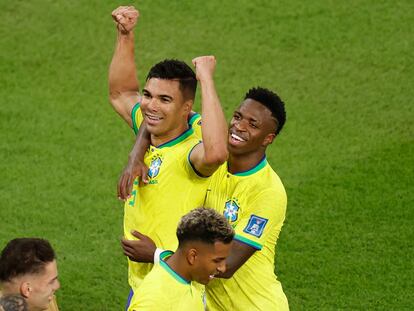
[140,78,191,140]
[26,260,60,311]
[228,99,277,156]
[192,241,232,285]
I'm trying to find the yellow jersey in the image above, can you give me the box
[125,104,209,291]
[205,157,289,311]
[128,251,204,311]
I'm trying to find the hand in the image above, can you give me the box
[192,56,216,82]
[112,6,139,34]
[121,230,156,263]
[117,160,149,201]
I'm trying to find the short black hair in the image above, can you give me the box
[177,208,234,246]
[0,238,56,282]
[147,59,197,101]
[0,295,28,311]
[244,87,286,135]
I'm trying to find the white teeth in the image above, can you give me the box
[147,115,161,121]
[231,133,245,142]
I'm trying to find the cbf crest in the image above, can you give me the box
[224,198,240,223]
[148,155,163,183]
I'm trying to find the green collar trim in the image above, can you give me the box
[188,113,200,127]
[159,251,190,285]
[156,127,194,148]
[232,156,267,176]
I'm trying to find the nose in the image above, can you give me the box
[233,119,247,132]
[55,279,61,291]
[216,261,226,274]
[147,97,159,112]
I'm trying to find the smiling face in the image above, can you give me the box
[190,241,232,285]
[228,98,277,156]
[24,260,60,311]
[140,78,192,143]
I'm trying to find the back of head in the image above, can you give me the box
[0,295,28,311]
[0,238,55,283]
[147,59,197,101]
[176,207,234,246]
[244,87,286,135]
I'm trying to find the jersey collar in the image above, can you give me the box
[154,127,194,149]
[159,251,191,285]
[231,155,267,177]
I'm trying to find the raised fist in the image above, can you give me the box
[112,6,139,34]
[192,56,216,82]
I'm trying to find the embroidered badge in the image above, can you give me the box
[148,156,162,180]
[243,215,268,238]
[224,199,240,223]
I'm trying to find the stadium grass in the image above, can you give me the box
[0,1,412,310]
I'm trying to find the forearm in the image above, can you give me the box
[199,78,228,164]
[128,122,151,165]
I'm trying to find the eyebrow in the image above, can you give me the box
[143,89,173,101]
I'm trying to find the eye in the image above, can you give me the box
[143,92,151,99]
[233,114,241,120]
[250,123,258,129]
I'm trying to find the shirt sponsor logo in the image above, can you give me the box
[224,199,240,223]
[243,215,268,238]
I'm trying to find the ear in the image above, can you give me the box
[183,99,193,115]
[262,133,276,147]
[186,248,197,265]
[20,281,31,298]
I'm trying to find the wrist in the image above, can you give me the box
[153,248,165,264]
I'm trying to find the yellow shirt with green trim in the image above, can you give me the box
[205,157,289,311]
[128,251,205,311]
[126,104,209,291]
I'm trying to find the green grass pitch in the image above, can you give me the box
[0,1,412,310]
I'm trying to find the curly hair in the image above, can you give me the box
[0,238,55,282]
[177,207,234,245]
[244,87,286,135]
[147,59,197,101]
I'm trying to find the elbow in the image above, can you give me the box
[109,90,121,105]
[204,149,228,166]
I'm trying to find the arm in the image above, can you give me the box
[217,241,256,279]
[117,122,151,200]
[189,56,228,176]
[121,230,156,263]
[109,6,140,127]
[117,122,151,199]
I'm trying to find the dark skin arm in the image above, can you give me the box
[217,240,256,279]
[121,230,156,263]
[117,122,150,200]
[117,112,198,200]
[121,230,257,278]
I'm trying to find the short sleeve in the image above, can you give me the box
[131,103,144,135]
[234,189,287,250]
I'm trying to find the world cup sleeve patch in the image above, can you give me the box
[243,215,268,238]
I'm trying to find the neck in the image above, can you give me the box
[228,151,266,174]
[165,249,191,283]
[151,122,189,147]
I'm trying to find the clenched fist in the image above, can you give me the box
[192,56,216,82]
[112,6,139,34]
